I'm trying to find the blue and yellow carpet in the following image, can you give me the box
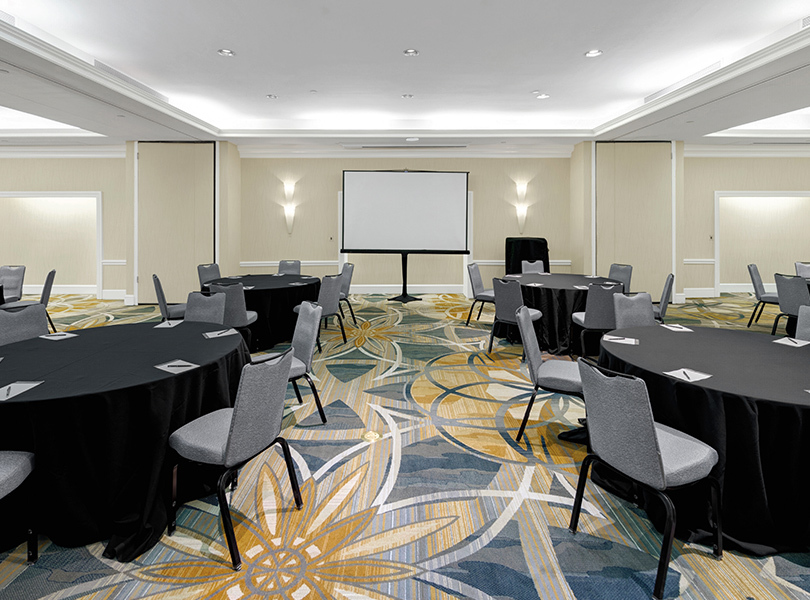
[1,293,808,599]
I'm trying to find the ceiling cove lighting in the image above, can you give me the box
[217,48,236,57]
[403,49,419,57]
[584,49,603,58]
[405,137,419,142]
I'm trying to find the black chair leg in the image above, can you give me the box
[651,490,677,600]
[292,379,304,404]
[46,310,56,333]
[168,464,178,535]
[772,312,786,335]
[336,314,347,344]
[26,528,37,564]
[216,468,242,571]
[304,373,327,423]
[466,300,478,326]
[343,298,358,325]
[339,303,345,319]
[708,477,723,558]
[477,302,485,320]
[516,387,539,442]
[568,454,596,533]
[755,302,767,323]
[747,301,763,327]
[274,437,304,509]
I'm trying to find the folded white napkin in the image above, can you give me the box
[602,335,639,345]
[0,381,43,401]
[39,332,78,341]
[661,324,692,332]
[773,337,810,347]
[203,329,239,339]
[664,368,711,382]
[155,359,199,374]
[154,320,181,328]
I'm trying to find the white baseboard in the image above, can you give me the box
[124,295,136,306]
[352,284,465,295]
[101,289,127,300]
[719,283,775,294]
[674,293,686,304]
[683,287,717,298]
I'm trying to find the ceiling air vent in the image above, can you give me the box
[802,15,810,29]
[0,9,15,25]
[94,61,168,103]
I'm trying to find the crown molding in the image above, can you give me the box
[684,144,810,157]
[236,147,576,159]
[0,145,126,158]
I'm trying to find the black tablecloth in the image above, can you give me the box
[206,274,320,352]
[0,321,250,561]
[513,273,619,355]
[599,325,810,554]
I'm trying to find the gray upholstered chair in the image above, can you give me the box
[466,263,495,326]
[338,262,357,325]
[521,260,547,274]
[184,291,226,325]
[608,263,633,293]
[197,263,221,289]
[653,273,674,323]
[571,283,623,356]
[257,301,326,423]
[1,269,57,332]
[153,274,186,322]
[614,292,656,329]
[278,260,301,275]
[747,264,779,327]
[772,273,810,335]
[0,451,37,563]
[208,283,258,328]
[796,305,810,342]
[0,303,49,346]
[488,278,541,353]
[168,350,301,571]
[795,262,810,278]
[570,358,722,600]
[295,274,345,349]
[514,305,583,443]
[0,265,26,303]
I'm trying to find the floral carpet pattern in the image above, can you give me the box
[1,292,808,599]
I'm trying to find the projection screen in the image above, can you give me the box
[341,170,469,254]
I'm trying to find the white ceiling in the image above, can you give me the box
[0,0,809,155]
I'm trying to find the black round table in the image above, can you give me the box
[511,273,619,355]
[599,324,810,554]
[0,321,250,561]
[206,274,320,352]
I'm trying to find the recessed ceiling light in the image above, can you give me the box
[309,90,318,94]
[584,49,603,58]
[406,137,419,142]
[266,94,278,99]
[217,48,236,57]
[531,90,541,95]
[401,94,414,99]
[403,49,419,57]
[536,94,550,100]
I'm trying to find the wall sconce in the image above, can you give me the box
[283,182,295,234]
[515,182,528,234]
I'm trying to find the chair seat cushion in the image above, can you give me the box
[652,305,662,319]
[167,303,186,319]
[760,293,778,304]
[571,311,586,327]
[0,451,35,500]
[655,422,718,488]
[475,290,495,302]
[535,360,583,395]
[289,356,307,378]
[0,300,37,311]
[246,310,258,325]
[169,408,233,465]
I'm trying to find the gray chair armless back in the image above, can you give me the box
[578,359,666,490]
[583,283,623,329]
[608,263,632,293]
[0,265,26,302]
[339,263,354,297]
[774,273,810,316]
[224,351,293,468]
[614,292,656,329]
[493,278,524,324]
[0,303,49,346]
[209,283,249,328]
[291,301,323,371]
[796,305,810,342]
[153,274,170,320]
[197,263,221,288]
[748,264,767,301]
[40,269,56,306]
[657,273,674,320]
[278,260,301,275]
[516,305,545,383]
[795,262,810,278]
[316,274,342,317]
[468,263,485,297]
[185,291,226,324]
[521,260,547,274]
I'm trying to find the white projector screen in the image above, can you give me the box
[342,170,469,253]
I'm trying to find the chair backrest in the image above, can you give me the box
[278,260,301,275]
[0,265,26,301]
[657,273,674,320]
[796,262,810,278]
[208,283,249,327]
[774,273,810,316]
[0,303,49,346]
[153,274,171,320]
[747,264,767,301]
[0,450,35,501]
[316,274,342,316]
[197,263,221,288]
[582,283,623,329]
[521,260,547,274]
[339,262,354,297]
[39,269,56,306]
[578,358,666,489]
[796,305,810,342]
[467,263,486,297]
[291,301,323,371]
[224,350,293,468]
[613,292,656,329]
[516,305,545,384]
[608,263,633,293]
[184,291,226,324]
[492,278,524,324]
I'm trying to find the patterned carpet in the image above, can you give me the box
[1,292,808,600]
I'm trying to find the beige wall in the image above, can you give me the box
[218,142,242,275]
[569,142,592,274]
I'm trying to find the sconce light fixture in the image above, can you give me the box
[283,181,295,234]
[515,182,528,234]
